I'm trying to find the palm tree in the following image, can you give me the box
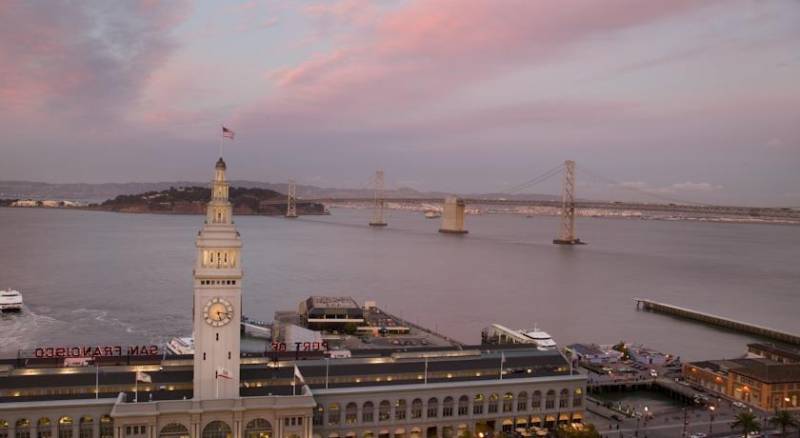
[731,411,761,436]
[770,409,798,436]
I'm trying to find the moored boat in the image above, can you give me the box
[0,289,23,312]
[166,336,194,355]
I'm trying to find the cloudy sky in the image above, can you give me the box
[1,1,798,205]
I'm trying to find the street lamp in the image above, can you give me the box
[708,405,715,435]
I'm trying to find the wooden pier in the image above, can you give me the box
[634,298,800,346]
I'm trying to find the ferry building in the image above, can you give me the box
[0,159,586,438]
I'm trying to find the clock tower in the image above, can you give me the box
[193,157,242,400]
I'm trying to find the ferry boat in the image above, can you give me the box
[521,328,558,350]
[166,336,194,355]
[482,323,558,350]
[424,210,441,219]
[0,289,23,312]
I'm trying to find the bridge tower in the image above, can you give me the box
[286,179,297,218]
[439,197,468,234]
[369,170,387,227]
[553,160,585,245]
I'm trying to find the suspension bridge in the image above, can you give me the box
[270,161,800,244]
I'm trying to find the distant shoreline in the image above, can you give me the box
[3,203,798,225]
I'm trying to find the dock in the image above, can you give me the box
[634,298,800,346]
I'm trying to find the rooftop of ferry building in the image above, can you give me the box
[0,345,574,404]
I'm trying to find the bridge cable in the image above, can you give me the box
[576,165,710,206]
[500,163,565,195]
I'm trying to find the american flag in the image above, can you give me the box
[216,367,232,380]
[222,126,235,140]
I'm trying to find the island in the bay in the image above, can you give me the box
[91,186,326,216]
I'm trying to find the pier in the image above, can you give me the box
[634,298,800,346]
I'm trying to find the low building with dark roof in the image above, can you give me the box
[684,358,800,411]
[747,343,800,364]
[300,297,365,331]
[0,346,586,438]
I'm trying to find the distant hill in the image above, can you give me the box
[95,186,325,216]
[0,180,559,203]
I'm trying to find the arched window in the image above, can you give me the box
[345,403,358,424]
[15,419,30,438]
[362,401,374,423]
[559,389,570,408]
[442,397,454,417]
[201,421,232,438]
[99,417,113,438]
[37,418,52,438]
[458,395,469,416]
[473,394,485,415]
[573,388,583,407]
[545,390,556,410]
[411,399,423,419]
[517,391,528,411]
[0,421,8,438]
[502,392,514,412]
[243,419,271,438]
[488,394,499,414]
[313,406,324,426]
[532,390,542,409]
[78,417,93,438]
[58,418,73,438]
[426,398,438,418]
[160,424,190,438]
[327,403,341,425]
[395,400,407,420]
[379,401,391,422]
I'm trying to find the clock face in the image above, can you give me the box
[203,297,234,327]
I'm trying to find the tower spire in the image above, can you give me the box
[208,158,231,223]
[194,158,243,400]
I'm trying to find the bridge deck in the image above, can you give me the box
[634,298,800,345]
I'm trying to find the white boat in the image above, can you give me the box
[482,323,558,350]
[424,210,441,219]
[166,336,194,355]
[521,328,558,350]
[0,289,23,312]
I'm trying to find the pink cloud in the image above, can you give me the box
[252,0,714,125]
[0,2,189,128]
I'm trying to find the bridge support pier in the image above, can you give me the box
[286,179,298,218]
[553,160,585,245]
[439,197,468,234]
[369,170,387,227]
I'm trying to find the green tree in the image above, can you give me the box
[611,341,630,360]
[770,409,798,436]
[342,322,359,335]
[731,411,761,436]
[556,423,601,438]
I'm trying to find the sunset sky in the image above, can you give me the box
[1,1,799,205]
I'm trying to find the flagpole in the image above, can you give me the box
[500,352,504,380]
[219,126,224,158]
[424,357,428,384]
